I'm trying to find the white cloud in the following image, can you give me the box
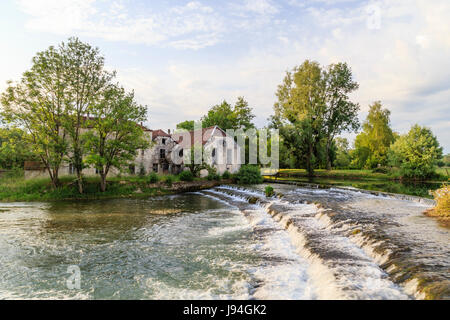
[16,0,224,49]
[242,0,278,15]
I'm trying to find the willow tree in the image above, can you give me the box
[1,45,69,187]
[83,85,149,192]
[274,60,325,176]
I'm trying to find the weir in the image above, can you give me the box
[201,184,450,300]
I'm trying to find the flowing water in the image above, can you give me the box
[0,184,448,300]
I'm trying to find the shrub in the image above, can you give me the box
[222,170,231,179]
[179,170,194,182]
[147,172,159,183]
[428,185,450,218]
[139,165,146,177]
[205,166,221,181]
[235,165,263,184]
[265,185,274,197]
[164,175,174,187]
[388,125,443,179]
[372,166,389,174]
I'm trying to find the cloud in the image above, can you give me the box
[16,0,224,49]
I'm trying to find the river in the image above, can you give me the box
[0,184,448,299]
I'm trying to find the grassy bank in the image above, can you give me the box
[0,174,226,202]
[272,168,448,182]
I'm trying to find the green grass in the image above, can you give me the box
[0,173,212,202]
[275,168,448,182]
[436,167,450,177]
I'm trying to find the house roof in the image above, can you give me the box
[150,129,171,139]
[172,126,226,147]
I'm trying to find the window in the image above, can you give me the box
[160,149,166,159]
[69,163,75,175]
[128,164,135,175]
[212,148,216,157]
[162,138,166,145]
[223,139,227,147]
[141,149,145,156]
[153,164,158,172]
[179,149,183,157]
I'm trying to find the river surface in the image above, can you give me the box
[0,184,448,299]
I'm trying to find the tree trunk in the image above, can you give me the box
[326,139,332,171]
[306,142,314,177]
[76,170,83,194]
[44,161,59,188]
[100,173,107,192]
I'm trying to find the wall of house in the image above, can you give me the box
[204,133,242,175]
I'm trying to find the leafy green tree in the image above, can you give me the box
[388,124,443,179]
[176,120,195,131]
[201,97,255,130]
[333,137,351,169]
[1,45,69,187]
[83,85,148,192]
[352,102,395,168]
[274,60,326,176]
[183,145,209,177]
[60,38,115,194]
[0,127,38,169]
[323,63,360,169]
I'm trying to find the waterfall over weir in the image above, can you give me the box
[200,184,449,300]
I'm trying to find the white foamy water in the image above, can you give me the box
[207,186,410,300]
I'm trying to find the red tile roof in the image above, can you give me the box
[172,126,226,147]
[150,129,171,139]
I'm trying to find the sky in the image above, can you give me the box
[0,0,449,152]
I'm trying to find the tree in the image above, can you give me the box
[83,85,149,192]
[388,124,443,179]
[1,45,69,187]
[323,63,360,169]
[0,127,38,169]
[352,102,395,168]
[60,38,115,194]
[183,145,208,177]
[333,137,351,169]
[201,97,255,130]
[274,60,326,176]
[176,120,195,131]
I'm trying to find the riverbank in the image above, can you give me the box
[276,169,448,183]
[0,175,229,202]
[264,170,447,199]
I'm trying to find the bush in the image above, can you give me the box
[164,175,174,187]
[205,166,221,181]
[222,170,231,179]
[372,166,389,174]
[388,125,443,179]
[428,185,450,217]
[147,172,159,183]
[235,165,263,184]
[265,185,274,197]
[179,170,194,182]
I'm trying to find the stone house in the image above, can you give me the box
[24,124,241,179]
[172,126,242,176]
